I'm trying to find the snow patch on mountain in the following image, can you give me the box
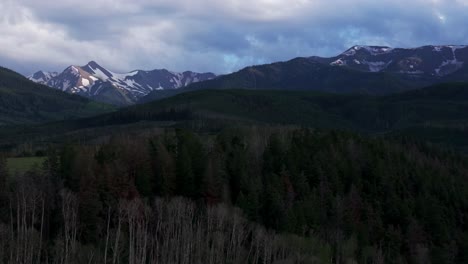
[91,68,111,80]
[28,71,58,84]
[61,80,71,91]
[403,70,425,75]
[365,61,392,72]
[81,78,90,87]
[449,45,468,51]
[435,47,465,76]
[330,59,346,66]
[111,71,138,80]
[341,46,393,57]
[70,66,80,75]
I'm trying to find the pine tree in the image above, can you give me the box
[60,145,78,191]
[149,138,176,196]
[176,145,195,197]
[79,170,102,243]
[201,152,224,203]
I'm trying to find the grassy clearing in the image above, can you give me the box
[7,157,46,175]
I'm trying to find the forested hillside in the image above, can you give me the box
[7,82,468,152]
[135,83,468,131]
[0,67,114,125]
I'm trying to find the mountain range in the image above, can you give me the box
[28,45,468,106]
[142,45,468,102]
[29,61,216,105]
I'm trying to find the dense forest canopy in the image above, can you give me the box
[1,127,467,263]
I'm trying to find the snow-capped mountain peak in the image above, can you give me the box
[81,61,114,80]
[29,62,216,105]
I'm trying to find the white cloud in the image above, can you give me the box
[0,1,77,64]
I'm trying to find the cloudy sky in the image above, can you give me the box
[1,0,468,76]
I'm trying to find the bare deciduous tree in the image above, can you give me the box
[7,173,46,264]
[55,189,79,264]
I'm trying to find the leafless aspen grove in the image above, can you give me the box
[0,178,321,264]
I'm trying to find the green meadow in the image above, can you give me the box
[7,157,46,175]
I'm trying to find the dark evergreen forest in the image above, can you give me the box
[1,127,467,263]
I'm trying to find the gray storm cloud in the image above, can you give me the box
[1,0,468,75]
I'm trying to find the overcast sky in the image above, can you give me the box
[1,0,468,76]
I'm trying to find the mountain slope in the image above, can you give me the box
[139,58,426,103]
[29,61,216,105]
[0,66,114,126]
[187,57,417,93]
[141,45,468,103]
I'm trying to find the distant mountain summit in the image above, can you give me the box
[322,45,468,76]
[29,61,216,105]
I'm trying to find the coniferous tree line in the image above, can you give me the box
[1,127,468,263]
